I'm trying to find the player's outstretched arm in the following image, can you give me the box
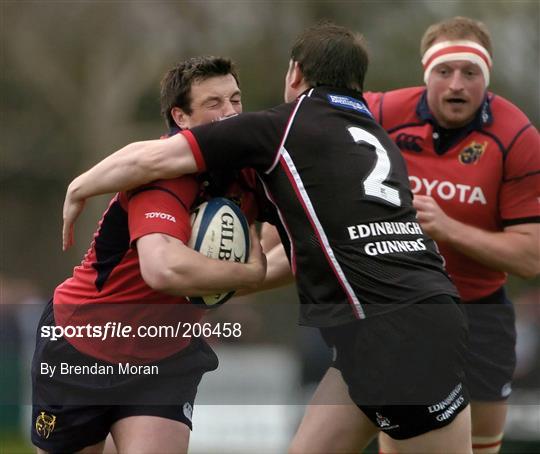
[62,134,196,250]
[137,226,266,296]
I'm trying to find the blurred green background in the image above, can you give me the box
[1,1,538,452]
[1,0,538,292]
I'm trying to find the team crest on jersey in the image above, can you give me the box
[35,411,56,439]
[459,141,487,165]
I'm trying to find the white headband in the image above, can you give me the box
[422,40,492,86]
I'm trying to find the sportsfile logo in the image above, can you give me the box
[145,212,176,222]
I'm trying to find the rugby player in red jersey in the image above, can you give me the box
[31,56,267,454]
[61,23,475,453]
[363,17,540,454]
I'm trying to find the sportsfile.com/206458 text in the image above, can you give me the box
[40,321,243,341]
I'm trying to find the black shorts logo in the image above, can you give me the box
[183,402,193,422]
[35,411,56,439]
[376,412,399,431]
[427,382,466,422]
[376,412,391,428]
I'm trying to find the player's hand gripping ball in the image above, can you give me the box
[187,197,250,308]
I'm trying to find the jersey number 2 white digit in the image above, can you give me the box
[348,126,401,207]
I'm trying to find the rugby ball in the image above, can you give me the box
[187,197,250,308]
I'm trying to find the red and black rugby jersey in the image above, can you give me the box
[365,87,540,301]
[54,177,204,364]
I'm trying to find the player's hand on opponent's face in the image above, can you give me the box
[62,183,86,251]
[246,225,267,288]
[413,195,454,243]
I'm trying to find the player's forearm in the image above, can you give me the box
[67,135,197,201]
[444,221,540,278]
[161,260,263,297]
[68,141,159,200]
[155,247,264,297]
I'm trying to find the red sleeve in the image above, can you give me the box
[500,125,540,225]
[181,130,207,171]
[127,176,199,245]
[363,91,384,124]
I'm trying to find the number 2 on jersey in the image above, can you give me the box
[348,126,401,207]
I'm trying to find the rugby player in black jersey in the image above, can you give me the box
[63,23,472,453]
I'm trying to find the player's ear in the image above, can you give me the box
[171,107,190,129]
[289,61,306,89]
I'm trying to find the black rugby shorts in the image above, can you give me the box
[462,287,516,401]
[323,295,469,440]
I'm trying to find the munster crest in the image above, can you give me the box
[459,141,487,164]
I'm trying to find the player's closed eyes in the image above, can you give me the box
[205,101,221,109]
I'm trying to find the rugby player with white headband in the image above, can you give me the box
[421,39,492,86]
[363,16,540,454]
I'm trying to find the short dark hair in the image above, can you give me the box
[160,56,240,129]
[290,22,369,92]
[421,16,493,57]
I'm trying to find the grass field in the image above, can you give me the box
[0,433,33,454]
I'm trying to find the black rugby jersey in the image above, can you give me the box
[184,86,459,327]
